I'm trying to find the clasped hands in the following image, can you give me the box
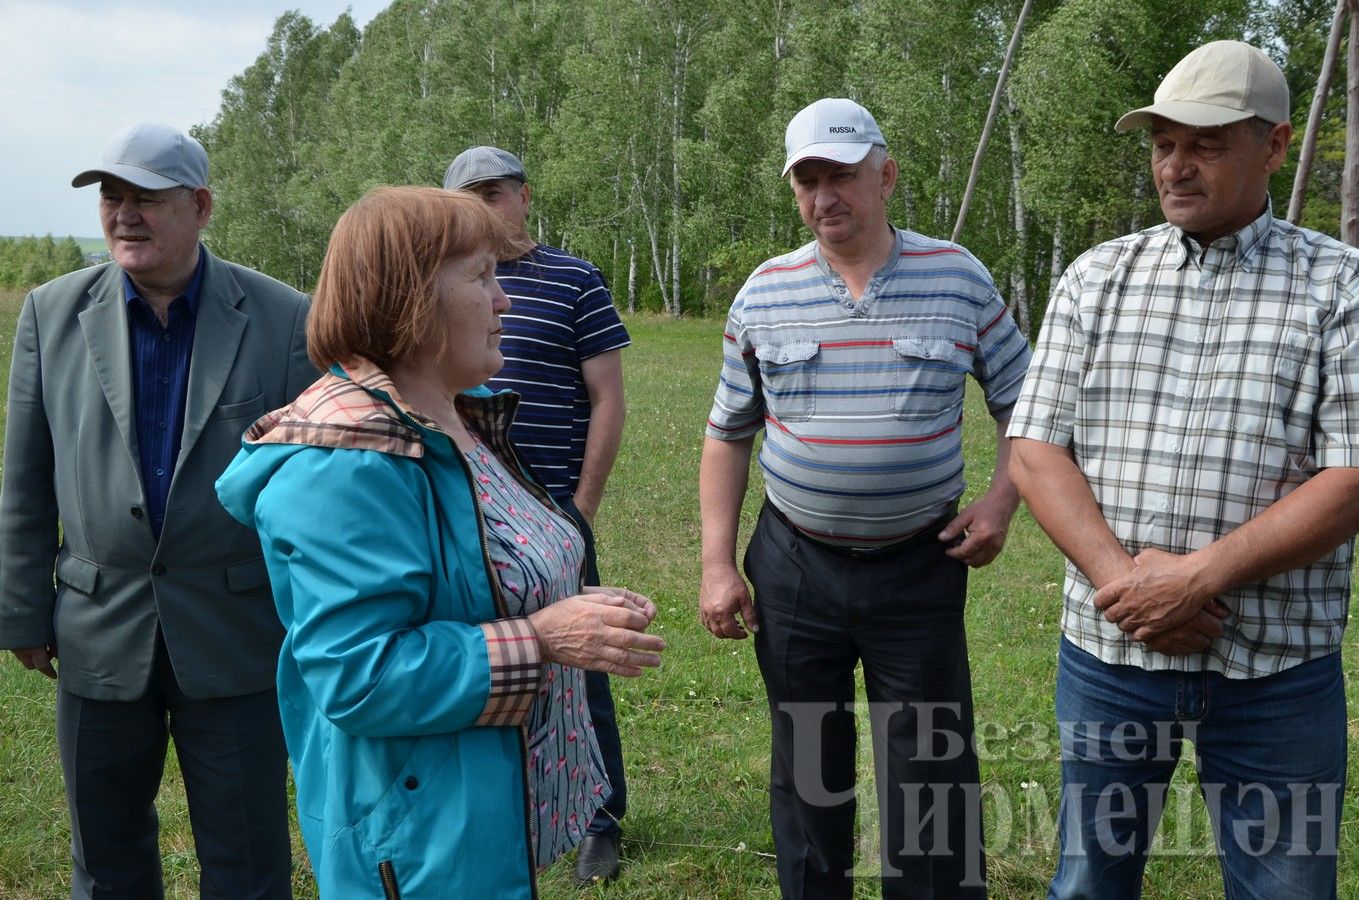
[528,586,665,677]
[1094,548,1229,655]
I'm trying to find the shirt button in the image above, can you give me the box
[159,377,169,386]
[163,333,172,342]
[1168,442,1181,454]
[158,421,167,430]
[154,467,165,476]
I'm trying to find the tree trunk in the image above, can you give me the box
[952,0,1033,243]
[1048,217,1065,302]
[1290,0,1347,223]
[1129,169,1147,233]
[1344,0,1359,245]
[669,21,688,317]
[627,241,637,314]
[1006,89,1030,339]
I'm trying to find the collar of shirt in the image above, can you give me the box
[122,245,206,319]
[1172,201,1273,271]
[811,225,904,312]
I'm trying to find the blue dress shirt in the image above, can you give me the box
[124,251,204,537]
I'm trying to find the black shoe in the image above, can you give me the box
[574,832,621,885]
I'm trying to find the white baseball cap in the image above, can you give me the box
[1115,40,1289,132]
[782,98,886,176]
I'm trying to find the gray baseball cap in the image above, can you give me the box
[443,146,526,190]
[72,123,209,190]
[1115,41,1289,132]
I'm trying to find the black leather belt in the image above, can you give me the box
[766,501,956,560]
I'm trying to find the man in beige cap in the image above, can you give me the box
[1009,41,1359,898]
[0,123,314,898]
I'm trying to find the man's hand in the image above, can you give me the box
[13,646,56,679]
[571,493,598,528]
[699,562,758,639]
[939,490,1015,568]
[1094,548,1213,640]
[1141,600,1230,656]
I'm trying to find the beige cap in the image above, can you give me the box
[1115,40,1289,133]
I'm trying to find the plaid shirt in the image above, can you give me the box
[1008,207,1359,678]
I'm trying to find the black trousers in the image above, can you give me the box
[747,502,986,899]
[56,634,291,900]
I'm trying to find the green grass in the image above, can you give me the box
[0,297,1355,898]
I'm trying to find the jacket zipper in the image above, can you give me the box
[377,859,401,900]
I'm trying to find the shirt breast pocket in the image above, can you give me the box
[1221,331,1319,456]
[892,337,965,422]
[755,340,820,422]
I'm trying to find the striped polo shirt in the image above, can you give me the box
[1008,208,1359,678]
[487,244,630,501]
[706,227,1031,545]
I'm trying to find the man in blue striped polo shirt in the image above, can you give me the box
[699,98,1030,898]
[444,147,633,885]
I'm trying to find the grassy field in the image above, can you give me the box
[0,292,1354,898]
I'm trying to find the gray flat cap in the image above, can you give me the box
[443,146,526,190]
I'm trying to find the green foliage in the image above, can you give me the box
[0,235,88,290]
[197,0,1330,322]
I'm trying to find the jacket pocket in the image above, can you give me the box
[216,394,266,422]
[225,556,270,592]
[891,337,965,422]
[755,340,820,422]
[55,550,99,594]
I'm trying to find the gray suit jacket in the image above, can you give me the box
[0,247,316,701]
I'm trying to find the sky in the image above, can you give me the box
[0,0,391,238]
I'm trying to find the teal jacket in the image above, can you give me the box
[216,360,543,899]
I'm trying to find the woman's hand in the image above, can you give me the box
[527,589,665,676]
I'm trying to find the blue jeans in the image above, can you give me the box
[1050,639,1345,900]
[563,499,626,839]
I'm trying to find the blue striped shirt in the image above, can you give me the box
[706,228,1030,545]
[487,244,630,501]
[125,251,204,536]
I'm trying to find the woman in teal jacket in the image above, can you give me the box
[215,187,664,899]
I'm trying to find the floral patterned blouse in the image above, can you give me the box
[465,435,608,868]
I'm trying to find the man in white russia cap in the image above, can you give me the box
[1010,40,1359,898]
[699,97,1031,898]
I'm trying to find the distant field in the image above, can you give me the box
[0,299,1353,898]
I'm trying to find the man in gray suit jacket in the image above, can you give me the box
[0,123,315,899]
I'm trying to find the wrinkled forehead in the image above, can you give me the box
[1149,115,1238,139]
[464,177,524,196]
[97,176,186,199]
[789,157,860,179]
